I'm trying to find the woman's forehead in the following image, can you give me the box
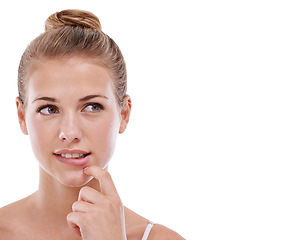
[26,57,116,102]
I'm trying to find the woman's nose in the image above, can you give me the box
[59,114,82,143]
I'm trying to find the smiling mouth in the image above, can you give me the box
[54,152,91,166]
[54,153,90,159]
[56,153,89,159]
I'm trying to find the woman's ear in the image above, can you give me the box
[119,95,132,134]
[16,97,28,135]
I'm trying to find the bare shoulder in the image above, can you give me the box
[0,196,33,238]
[0,196,29,218]
[0,201,19,237]
[149,224,186,240]
[124,207,185,240]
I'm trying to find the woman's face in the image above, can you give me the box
[17,57,131,187]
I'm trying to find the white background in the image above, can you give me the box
[0,0,283,239]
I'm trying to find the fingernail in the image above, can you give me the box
[83,167,89,170]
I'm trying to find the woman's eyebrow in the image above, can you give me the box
[79,95,109,102]
[32,95,108,103]
[32,97,59,103]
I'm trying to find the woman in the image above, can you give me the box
[0,9,184,240]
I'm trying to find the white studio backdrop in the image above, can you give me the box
[0,1,283,239]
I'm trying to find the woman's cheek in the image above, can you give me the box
[27,118,54,160]
[92,116,120,166]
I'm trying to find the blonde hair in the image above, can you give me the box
[18,9,127,107]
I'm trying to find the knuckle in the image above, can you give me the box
[105,199,118,212]
[79,186,91,196]
[66,212,73,221]
[71,201,78,211]
[104,198,113,208]
[104,198,122,211]
[81,186,91,193]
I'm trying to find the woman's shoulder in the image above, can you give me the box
[0,196,32,237]
[124,207,185,240]
[0,195,31,217]
[149,224,186,240]
[0,202,19,237]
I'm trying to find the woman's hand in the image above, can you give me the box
[67,166,127,240]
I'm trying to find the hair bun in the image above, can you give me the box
[45,9,102,32]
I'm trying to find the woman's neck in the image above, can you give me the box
[32,168,100,226]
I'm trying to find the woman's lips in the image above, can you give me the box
[53,149,91,166]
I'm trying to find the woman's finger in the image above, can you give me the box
[78,186,105,204]
[72,200,94,213]
[84,166,120,201]
[66,212,84,237]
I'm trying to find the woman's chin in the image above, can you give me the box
[56,170,93,188]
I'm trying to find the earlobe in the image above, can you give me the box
[119,95,132,134]
[16,97,28,135]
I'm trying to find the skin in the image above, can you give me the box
[0,57,184,240]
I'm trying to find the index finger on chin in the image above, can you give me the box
[84,166,120,201]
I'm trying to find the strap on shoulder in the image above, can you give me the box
[141,221,155,240]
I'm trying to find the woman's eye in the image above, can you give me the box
[38,105,59,115]
[83,103,103,113]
